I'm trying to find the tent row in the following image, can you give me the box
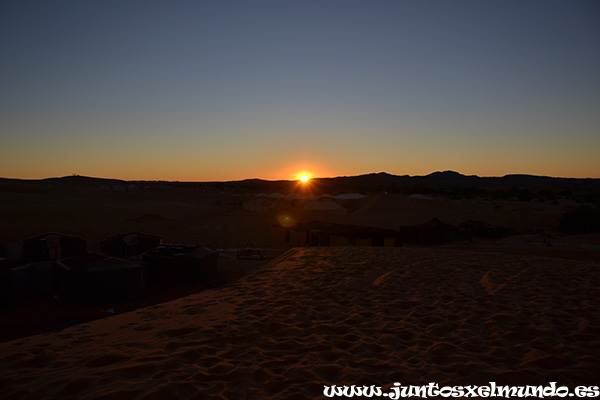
[1,233,218,308]
[273,221,402,248]
[397,218,517,245]
[273,218,518,248]
[10,231,164,262]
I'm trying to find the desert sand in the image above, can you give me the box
[1,246,598,399]
[1,177,598,398]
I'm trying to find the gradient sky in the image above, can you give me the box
[1,0,599,181]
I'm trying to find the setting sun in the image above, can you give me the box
[295,171,313,182]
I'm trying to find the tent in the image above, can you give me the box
[143,245,219,285]
[21,233,87,262]
[55,253,146,305]
[101,232,162,258]
[0,259,31,307]
[303,201,347,216]
[276,221,401,248]
[398,218,468,245]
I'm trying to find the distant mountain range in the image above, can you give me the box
[1,171,599,194]
[315,171,600,189]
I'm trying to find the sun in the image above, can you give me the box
[295,171,313,182]
[293,171,315,193]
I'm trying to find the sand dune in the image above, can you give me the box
[0,247,598,399]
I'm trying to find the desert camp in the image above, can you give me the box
[1,1,599,397]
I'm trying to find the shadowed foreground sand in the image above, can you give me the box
[0,247,598,399]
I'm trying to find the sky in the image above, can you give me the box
[1,0,599,181]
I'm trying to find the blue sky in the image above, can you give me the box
[1,0,599,180]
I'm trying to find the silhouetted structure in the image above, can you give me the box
[302,201,347,217]
[55,253,146,305]
[21,233,87,262]
[398,218,468,245]
[101,232,162,258]
[558,206,600,234]
[274,221,401,247]
[0,259,31,307]
[143,245,218,285]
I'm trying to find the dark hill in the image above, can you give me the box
[2,171,599,195]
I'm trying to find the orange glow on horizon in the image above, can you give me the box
[294,171,314,182]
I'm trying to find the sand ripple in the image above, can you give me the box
[0,247,598,399]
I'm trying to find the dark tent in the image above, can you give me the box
[21,233,87,262]
[0,257,54,307]
[277,221,401,247]
[0,259,29,307]
[398,218,468,245]
[55,253,146,305]
[101,232,162,258]
[143,245,218,286]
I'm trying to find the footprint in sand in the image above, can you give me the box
[134,324,155,332]
[157,327,197,337]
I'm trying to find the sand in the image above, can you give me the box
[1,246,598,399]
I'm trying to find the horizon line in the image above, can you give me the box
[2,170,599,183]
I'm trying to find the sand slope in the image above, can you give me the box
[1,247,598,399]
